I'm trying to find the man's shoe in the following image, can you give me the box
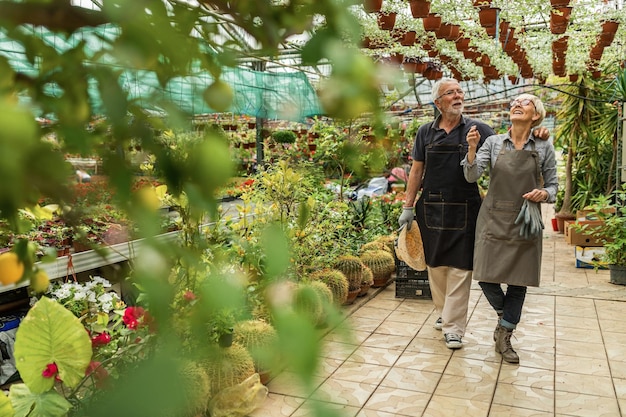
[434,317,443,331]
[444,333,462,349]
[495,326,519,364]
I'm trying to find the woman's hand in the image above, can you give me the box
[523,188,549,203]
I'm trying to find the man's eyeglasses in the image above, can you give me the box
[510,99,535,109]
[436,89,464,100]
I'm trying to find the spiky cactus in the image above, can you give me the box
[376,234,397,257]
[202,343,256,398]
[333,255,365,291]
[359,240,387,253]
[233,320,278,373]
[360,265,374,296]
[292,282,324,326]
[359,249,395,287]
[310,268,349,305]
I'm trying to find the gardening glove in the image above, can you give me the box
[515,199,544,239]
[398,207,415,230]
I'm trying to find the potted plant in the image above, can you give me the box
[209,310,237,347]
[582,184,626,285]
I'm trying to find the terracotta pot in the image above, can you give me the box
[569,73,579,82]
[389,53,404,65]
[377,12,397,31]
[409,0,430,18]
[479,7,500,27]
[455,37,471,51]
[402,61,418,73]
[589,45,604,60]
[552,36,568,53]
[400,31,417,46]
[343,288,360,305]
[551,218,559,232]
[358,282,371,297]
[363,0,383,13]
[422,13,441,31]
[550,6,572,34]
[550,0,570,6]
[555,213,575,234]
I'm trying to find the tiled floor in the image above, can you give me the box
[251,204,626,417]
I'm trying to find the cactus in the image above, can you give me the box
[359,240,387,253]
[376,234,397,256]
[310,268,349,305]
[333,255,365,291]
[202,343,256,398]
[361,265,374,287]
[359,250,395,287]
[293,281,325,326]
[233,319,278,373]
[176,360,212,417]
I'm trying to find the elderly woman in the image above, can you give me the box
[461,94,558,364]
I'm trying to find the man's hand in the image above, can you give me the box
[533,127,550,141]
[399,207,415,230]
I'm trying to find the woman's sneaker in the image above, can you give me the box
[434,317,443,330]
[444,333,463,349]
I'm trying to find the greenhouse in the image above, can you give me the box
[0,0,625,416]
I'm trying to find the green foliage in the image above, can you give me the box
[554,75,619,215]
[583,184,626,266]
[271,130,297,144]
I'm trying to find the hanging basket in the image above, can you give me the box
[409,0,431,18]
[422,13,442,31]
[363,0,383,13]
[376,12,397,31]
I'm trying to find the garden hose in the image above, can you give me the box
[514,199,544,239]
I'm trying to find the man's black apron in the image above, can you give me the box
[473,141,542,286]
[415,136,482,270]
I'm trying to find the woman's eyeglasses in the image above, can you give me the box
[509,99,535,109]
[436,89,464,100]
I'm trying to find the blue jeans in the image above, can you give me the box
[478,282,527,330]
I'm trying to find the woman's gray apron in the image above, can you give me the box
[415,140,482,270]
[473,142,542,286]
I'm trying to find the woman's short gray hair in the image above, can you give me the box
[517,93,546,127]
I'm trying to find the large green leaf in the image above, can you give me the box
[9,383,71,417]
[14,297,92,393]
[0,391,14,417]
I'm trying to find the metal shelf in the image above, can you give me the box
[0,230,182,295]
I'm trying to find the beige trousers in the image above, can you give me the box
[427,266,472,336]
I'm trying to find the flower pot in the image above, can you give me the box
[400,31,417,46]
[550,6,572,34]
[218,330,234,348]
[376,12,396,31]
[551,218,559,231]
[609,264,626,286]
[343,288,360,305]
[422,13,441,31]
[555,213,576,234]
[358,282,371,297]
[409,0,430,18]
[363,0,383,13]
[478,7,500,27]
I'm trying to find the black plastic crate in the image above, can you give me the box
[395,260,431,299]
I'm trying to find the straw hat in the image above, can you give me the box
[395,221,426,271]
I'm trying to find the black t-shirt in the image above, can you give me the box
[411,115,495,162]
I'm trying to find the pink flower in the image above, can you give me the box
[183,290,196,301]
[91,332,111,346]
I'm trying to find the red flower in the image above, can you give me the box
[91,332,111,346]
[123,306,145,329]
[183,290,196,301]
[85,361,109,388]
[42,363,59,379]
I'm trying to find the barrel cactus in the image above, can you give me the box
[376,234,397,256]
[333,255,365,291]
[360,265,374,296]
[202,343,256,398]
[310,268,349,305]
[359,249,395,287]
[293,282,325,326]
[359,240,387,253]
[233,319,278,373]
